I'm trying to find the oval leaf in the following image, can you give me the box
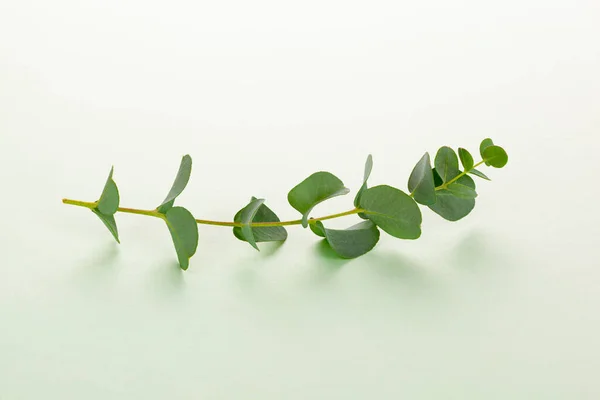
[479,138,494,159]
[469,169,491,181]
[434,146,460,183]
[482,145,508,168]
[314,220,380,259]
[233,197,288,245]
[158,155,192,213]
[407,152,436,206]
[458,148,474,171]
[428,171,476,221]
[447,182,478,199]
[359,185,422,239]
[165,206,199,270]
[288,171,350,228]
[354,154,373,207]
[91,208,120,243]
[97,166,120,215]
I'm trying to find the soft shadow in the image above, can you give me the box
[70,242,120,289]
[451,231,488,269]
[301,240,356,286]
[258,240,286,257]
[364,251,430,285]
[314,240,352,265]
[144,259,186,298]
[450,230,515,273]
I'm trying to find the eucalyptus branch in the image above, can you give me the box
[63,138,508,269]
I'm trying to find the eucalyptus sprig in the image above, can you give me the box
[63,138,508,270]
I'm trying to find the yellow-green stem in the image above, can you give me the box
[62,198,363,228]
[435,160,486,191]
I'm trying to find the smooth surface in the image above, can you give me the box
[1,1,599,398]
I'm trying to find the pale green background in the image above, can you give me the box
[1,0,599,399]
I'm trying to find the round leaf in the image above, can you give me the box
[158,155,192,213]
[407,152,436,205]
[434,146,460,183]
[288,171,350,228]
[482,145,508,168]
[165,206,199,270]
[314,220,380,259]
[479,138,494,159]
[359,185,422,239]
[428,171,476,221]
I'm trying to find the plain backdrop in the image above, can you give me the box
[1,0,599,398]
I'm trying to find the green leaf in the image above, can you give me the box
[91,167,121,243]
[458,148,474,171]
[434,146,460,183]
[164,206,198,270]
[479,138,494,159]
[469,169,491,181]
[91,208,120,243]
[288,171,350,228]
[354,154,373,207]
[447,182,477,199]
[482,145,508,168]
[157,155,192,213]
[233,197,288,245]
[237,197,265,251]
[428,171,476,221]
[359,185,422,239]
[407,152,436,205]
[96,167,120,215]
[314,220,380,259]
[308,219,326,237]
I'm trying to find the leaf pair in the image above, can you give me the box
[429,170,477,221]
[286,159,380,258]
[288,156,422,258]
[480,138,508,168]
[233,197,288,250]
[156,155,198,270]
[91,167,121,243]
[431,146,478,221]
[457,146,490,180]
